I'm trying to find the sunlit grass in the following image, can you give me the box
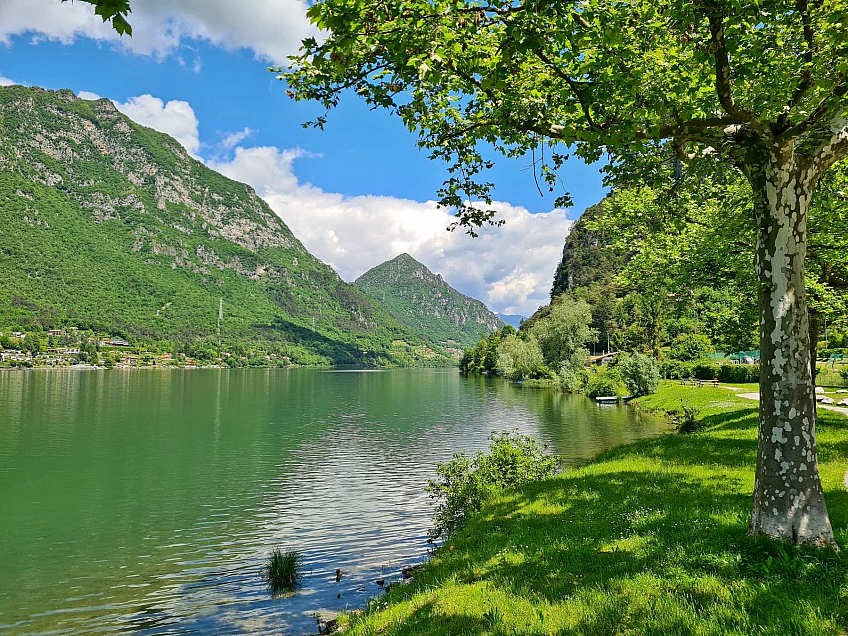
[339,382,848,635]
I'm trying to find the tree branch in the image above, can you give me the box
[780,76,848,142]
[532,48,599,130]
[707,12,759,128]
[810,111,848,181]
[782,0,815,119]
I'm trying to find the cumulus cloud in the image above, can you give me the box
[211,146,571,316]
[0,73,17,86]
[220,127,257,149]
[0,0,320,63]
[113,94,201,158]
[77,90,101,100]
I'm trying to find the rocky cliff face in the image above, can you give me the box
[0,86,449,366]
[550,201,621,299]
[355,253,503,348]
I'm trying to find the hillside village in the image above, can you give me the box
[0,326,293,369]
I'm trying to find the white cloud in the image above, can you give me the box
[113,94,201,158]
[211,146,571,316]
[0,73,17,86]
[77,90,102,100]
[0,0,320,63]
[220,127,257,149]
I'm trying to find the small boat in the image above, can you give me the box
[595,396,620,404]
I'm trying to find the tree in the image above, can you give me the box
[530,297,596,367]
[25,333,42,355]
[619,352,661,396]
[496,334,544,380]
[670,334,716,362]
[62,0,132,35]
[285,0,848,545]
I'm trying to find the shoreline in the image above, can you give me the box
[330,381,848,634]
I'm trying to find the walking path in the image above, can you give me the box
[733,390,848,417]
[726,387,848,491]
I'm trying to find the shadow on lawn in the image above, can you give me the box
[347,409,848,635]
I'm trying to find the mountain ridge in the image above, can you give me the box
[354,253,503,349]
[0,85,451,366]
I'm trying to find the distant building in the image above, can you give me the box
[48,329,66,336]
[589,352,617,366]
[120,356,139,366]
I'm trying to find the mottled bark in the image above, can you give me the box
[748,150,835,546]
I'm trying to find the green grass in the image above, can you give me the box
[339,381,848,635]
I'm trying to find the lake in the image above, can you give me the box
[0,368,668,635]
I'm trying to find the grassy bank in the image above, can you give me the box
[339,382,848,635]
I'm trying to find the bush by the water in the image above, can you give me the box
[586,367,625,398]
[555,365,588,394]
[676,401,704,434]
[426,431,559,539]
[495,334,545,380]
[262,548,303,595]
[618,353,660,396]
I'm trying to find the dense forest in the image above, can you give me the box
[463,165,848,392]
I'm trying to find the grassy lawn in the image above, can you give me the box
[339,382,848,635]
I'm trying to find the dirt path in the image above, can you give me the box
[728,388,848,491]
[733,390,848,417]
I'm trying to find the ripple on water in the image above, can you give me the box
[0,368,668,635]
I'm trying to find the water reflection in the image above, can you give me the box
[0,369,668,635]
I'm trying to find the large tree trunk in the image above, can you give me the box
[748,150,836,547]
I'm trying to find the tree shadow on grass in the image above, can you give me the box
[352,429,848,636]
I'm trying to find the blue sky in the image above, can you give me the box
[0,1,607,315]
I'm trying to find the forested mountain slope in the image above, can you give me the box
[355,253,503,348]
[0,85,450,366]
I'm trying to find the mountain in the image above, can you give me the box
[550,200,622,298]
[496,313,525,329]
[0,85,452,366]
[354,253,503,349]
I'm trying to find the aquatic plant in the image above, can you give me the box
[262,548,303,594]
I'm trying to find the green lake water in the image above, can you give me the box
[0,368,668,635]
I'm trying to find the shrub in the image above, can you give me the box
[718,364,760,384]
[670,333,715,361]
[555,365,588,394]
[840,366,848,381]
[619,353,660,396]
[692,360,720,380]
[426,431,559,539]
[262,549,303,595]
[676,401,704,434]
[660,359,694,380]
[586,366,625,398]
[496,334,544,380]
